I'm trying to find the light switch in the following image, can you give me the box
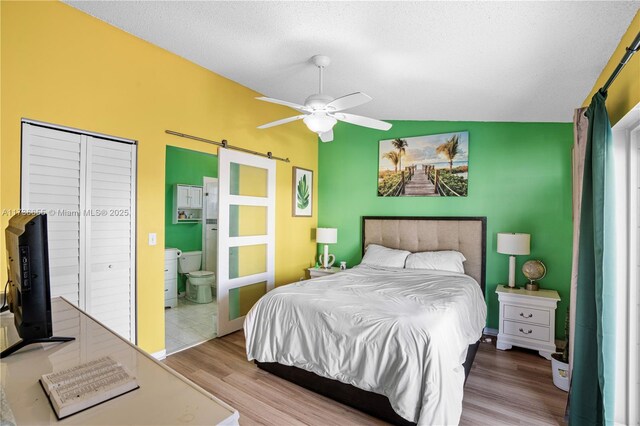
[148,233,157,246]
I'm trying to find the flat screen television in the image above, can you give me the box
[1,213,73,358]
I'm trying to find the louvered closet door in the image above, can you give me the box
[21,123,136,343]
[85,136,136,342]
[21,124,85,307]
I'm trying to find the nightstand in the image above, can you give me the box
[495,286,561,360]
[307,266,341,278]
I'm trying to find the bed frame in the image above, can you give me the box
[256,216,487,425]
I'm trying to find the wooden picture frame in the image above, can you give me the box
[292,166,313,217]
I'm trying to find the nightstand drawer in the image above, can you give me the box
[503,320,550,342]
[503,304,550,326]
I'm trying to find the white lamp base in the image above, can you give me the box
[507,255,516,288]
[318,244,335,268]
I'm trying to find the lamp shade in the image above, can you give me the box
[316,228,337,244]
[497,233,530,255]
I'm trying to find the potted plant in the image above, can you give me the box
[551,307,570,392]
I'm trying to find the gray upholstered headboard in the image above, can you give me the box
[361,216,487,293]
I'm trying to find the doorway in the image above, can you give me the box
[163,144,277,352]
[164,146,218,355]
[611,101,640,424]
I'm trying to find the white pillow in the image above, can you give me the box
[405,250,466,273]
[361,244,411,268]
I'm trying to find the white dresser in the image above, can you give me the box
[164,248,179,308]
[495,286,561,360]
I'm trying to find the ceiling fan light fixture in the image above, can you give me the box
[303,113,337,133]
[257,55,391,139]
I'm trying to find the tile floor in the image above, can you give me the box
[165,297,217,355]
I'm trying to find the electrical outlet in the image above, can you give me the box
[148,233,157,246]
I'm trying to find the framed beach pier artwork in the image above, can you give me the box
[377,131,469,197]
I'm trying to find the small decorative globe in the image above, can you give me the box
[522,260,546,282]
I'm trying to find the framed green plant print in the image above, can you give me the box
[292,166,313,217]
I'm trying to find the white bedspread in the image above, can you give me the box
[244,265,487,425]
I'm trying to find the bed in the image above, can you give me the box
[244,216,487,425]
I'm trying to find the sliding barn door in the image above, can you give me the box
[217,148,275,336]
[21,122,137,342]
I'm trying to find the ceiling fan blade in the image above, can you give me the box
[319,129,334,143]
[256,97,309,112]
[333,113,392,131]
[325,92,372,112]
[257,115,306,129]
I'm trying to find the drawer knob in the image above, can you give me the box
[519,312,533,318]
[519,328,533,334]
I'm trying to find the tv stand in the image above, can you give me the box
[0,336,75,358]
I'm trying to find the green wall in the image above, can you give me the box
[318,121,573,339]
[165,146,218,291]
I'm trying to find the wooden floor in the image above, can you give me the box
[164,332,568,425]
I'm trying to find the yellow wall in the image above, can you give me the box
[583,11,640,124]
[1,1,318,353]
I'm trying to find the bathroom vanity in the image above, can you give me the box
[164,248,179,308]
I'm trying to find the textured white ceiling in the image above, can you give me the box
[66,1,639,122]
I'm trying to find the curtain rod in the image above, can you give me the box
[599,29,640,94]
[165,130,290,163]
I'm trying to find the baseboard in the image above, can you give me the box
[151,349,166,360]
[484,327,565,351]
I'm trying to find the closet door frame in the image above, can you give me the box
[20,118,138,343]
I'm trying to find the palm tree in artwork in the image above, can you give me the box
[436,134,459,170]
[391,138,408,171]
[383,151,400,172]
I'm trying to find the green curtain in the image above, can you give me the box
[570,91,616,425]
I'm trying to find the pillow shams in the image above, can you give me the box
[361,244,411,268]
[405,250,466,273]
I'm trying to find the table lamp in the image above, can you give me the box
[316,228,337,269]
[497,233,530,289]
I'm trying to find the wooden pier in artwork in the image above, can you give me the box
[403,166,439,196]
[381,165,461,197]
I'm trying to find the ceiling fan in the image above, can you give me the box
[256,55,392,142]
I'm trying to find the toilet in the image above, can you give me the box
[178,251,215,304]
